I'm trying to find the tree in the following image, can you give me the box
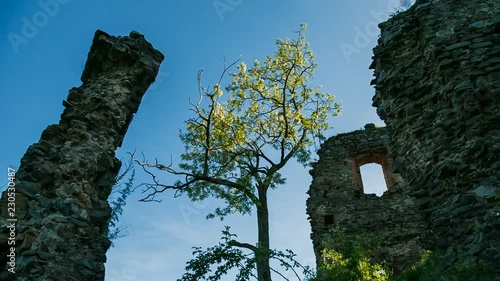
[107,161,136,246]
[133,24,341,281]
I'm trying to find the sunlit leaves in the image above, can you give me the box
[310,227,389,281]
[177,24,341,220]
[224,25,340,166]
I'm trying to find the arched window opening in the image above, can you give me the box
[324,215,334,225]
[360,163,387,196]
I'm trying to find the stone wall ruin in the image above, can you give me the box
[307,124,429,273]
[0,30,164,281]
[308,0,500,276]
[371,0,500,274]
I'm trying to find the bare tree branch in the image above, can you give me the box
[270,267,290,281]
[129,151,260,205]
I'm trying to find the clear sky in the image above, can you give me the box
[1,0,413,280]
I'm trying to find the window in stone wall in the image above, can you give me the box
[324,215,334,225]
[360,163,387,196]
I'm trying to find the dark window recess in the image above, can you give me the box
[324,215,334,225]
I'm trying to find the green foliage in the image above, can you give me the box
[177,23,340,219]
[307,226,495,281]
[391,251,442,281]
[178,227,312,281]
[107,161,136,246]
[179,227,257,281]
[270,248,313,280]
[441,261,495,281]
[394,251,495,281]
[308,226,390,281]
[133,24,340,281]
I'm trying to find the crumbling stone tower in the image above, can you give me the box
[307,124,429,272]
[371,0,500,274]
[0,30,164,281]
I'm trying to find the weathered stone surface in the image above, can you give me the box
[371,0,500,275]
[307,125,429,273]
[0,30,164,281]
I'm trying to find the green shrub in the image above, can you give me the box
[307,226,495,281]
[308,226,391,281]
[394,251,495,281]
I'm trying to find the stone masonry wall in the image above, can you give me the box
[371,0,500,274]
[0,30,164,281]
[307,124,429,273]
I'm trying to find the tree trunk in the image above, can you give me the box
[256,185,272,281]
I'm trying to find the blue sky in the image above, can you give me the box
[1,0,413,280]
